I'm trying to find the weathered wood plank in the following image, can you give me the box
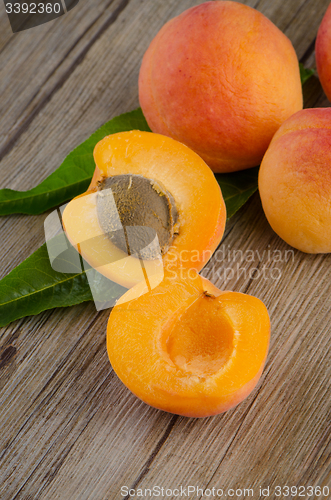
[0,0,330,499]
[0,0,127,161]
[0,306,176,499]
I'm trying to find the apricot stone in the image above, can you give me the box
[139,1,303,173]
[259,108,331,253]
[316,3,331,102]
[107,269,270,417]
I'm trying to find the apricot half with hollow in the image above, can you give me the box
[107,270,270,417]
[62,131,226,288]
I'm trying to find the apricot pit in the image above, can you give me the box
[96,174,178,260]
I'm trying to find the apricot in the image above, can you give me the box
[139,1,303,173]
[62,131,226,288]
[316,3,331,102]
[259,108,331,253]
[107,269,270,417]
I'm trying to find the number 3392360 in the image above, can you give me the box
[5,3,62,14]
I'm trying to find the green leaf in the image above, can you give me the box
[0,106,260,219]
[0,240,125,327]
[215,166,259,219]
[299,63,315,85]
[0,108,151,216]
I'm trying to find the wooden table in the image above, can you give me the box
[0,1,330,498]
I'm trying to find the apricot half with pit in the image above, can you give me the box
[62,131,226,288]
[139,1,303,173]
[107,269,270,417]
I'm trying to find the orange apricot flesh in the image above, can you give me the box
[259,108,331,253]
[107,270,270,417]
[62,131,226,288]
[139,1,302,173]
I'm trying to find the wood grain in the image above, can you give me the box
[0,1,330,499]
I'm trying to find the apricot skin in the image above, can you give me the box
[259,108,331,254]
[107,271,270,418]
[316,4,331,102]
[139,1,303,173]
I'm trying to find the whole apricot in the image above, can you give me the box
[259,108,331,253]
[316,3,331,102]
[107,269,270,417]
[139,1,303,173]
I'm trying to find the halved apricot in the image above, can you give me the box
[107,269,270,417]
[62,131,226,288]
